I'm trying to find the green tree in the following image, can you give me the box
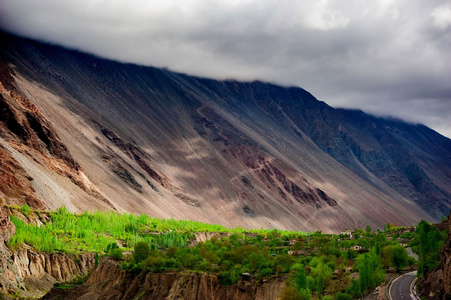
[335,292,352,300]
[292,240,305,251]
[311,260,332,299]
[389,245,408,272]
[133,241,150,263]
[295,266,307,291]
[298,288,312,300]
[355,250,385,296]
[273,254,296,273]
[416,220,443,277]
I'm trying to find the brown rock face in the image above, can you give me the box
[0,142,44,209]
[0,88,79,170]
[0,76,113,210]
[0,205,15,245]
[42,258,287,300]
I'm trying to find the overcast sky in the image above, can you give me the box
[1,0,450,137]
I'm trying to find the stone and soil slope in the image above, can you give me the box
[0,31,450,232]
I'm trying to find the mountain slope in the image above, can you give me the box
[0,31,449,232]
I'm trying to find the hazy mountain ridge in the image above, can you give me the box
[0,31,449,232]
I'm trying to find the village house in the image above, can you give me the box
[350,245,364,251]
[340,230,353,239]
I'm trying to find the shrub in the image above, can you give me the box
[280,285,302,300]
[335,292,352,300]
[133,242,150,263]
[142,256,165,272]
[20,204,31,215]
[110,248,123,260]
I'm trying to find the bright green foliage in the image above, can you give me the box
[7,206,308,254]
[294,266,312,299]
[298,288,312,300]
[20,204,31,215]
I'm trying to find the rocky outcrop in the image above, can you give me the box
[101,154,143,192]
[0,142,45,209]
[0,86,79,170]
[0,206,95,298]
[100,127,171,189]
[42,258,287,300]
[0,74,114,209]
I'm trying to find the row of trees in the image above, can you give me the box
[414,220,445,277]
[114,226,421,300]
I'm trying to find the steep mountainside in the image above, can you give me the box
[0,31,450,232]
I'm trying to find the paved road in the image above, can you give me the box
[406,247,418,260]
[388,271,418,300]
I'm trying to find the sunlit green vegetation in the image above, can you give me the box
[6,205,448,300]
[6,205,307,253]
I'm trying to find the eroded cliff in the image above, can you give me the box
[0,206,95,298]
[42,258,287,300]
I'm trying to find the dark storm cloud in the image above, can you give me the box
[1,0,450,137]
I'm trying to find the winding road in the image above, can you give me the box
[388,271,419,300]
